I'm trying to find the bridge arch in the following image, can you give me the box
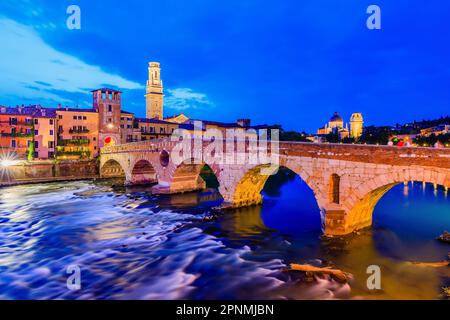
[165,158,222,194]
[342,168,450,233]
[101,159,126,179]
[223,164,321,210]
[130,159,158,185]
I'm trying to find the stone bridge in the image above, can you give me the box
[100,139,450,236]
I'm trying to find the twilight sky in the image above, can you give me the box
[0,0,449,132]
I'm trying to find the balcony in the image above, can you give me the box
[0,121,33,126]
[57,139,90,146]
[0,132,33,138]
[69,128,90,134]
[56,150,91,158]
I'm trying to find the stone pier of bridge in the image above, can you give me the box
[100,139,450,236]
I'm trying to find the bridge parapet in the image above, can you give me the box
[279,142,450,168]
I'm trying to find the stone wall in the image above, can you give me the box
[0,160,99,186]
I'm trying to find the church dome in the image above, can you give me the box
[330,112,343,122]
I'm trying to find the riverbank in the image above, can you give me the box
[0,159,98,187]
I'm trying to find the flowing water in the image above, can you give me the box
[0,171,448,300]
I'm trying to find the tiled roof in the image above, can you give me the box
[178,123,206,131]
[91,88,122,93]
[136,117,178,125]
[0,105,57,117]
[186,119,270,130]
[57,107,98,113]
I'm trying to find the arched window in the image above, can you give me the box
[329,174,340,204]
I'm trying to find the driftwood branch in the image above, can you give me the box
[290,263,349,283]
[409,261,449,267]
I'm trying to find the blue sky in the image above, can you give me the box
[0,0,449,132]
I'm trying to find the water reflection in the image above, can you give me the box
[0,172,448,300]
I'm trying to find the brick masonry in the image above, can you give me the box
[101,140,450,236]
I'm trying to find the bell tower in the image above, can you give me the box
[145,62,164,119]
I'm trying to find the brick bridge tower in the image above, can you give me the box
[93,88,122,148]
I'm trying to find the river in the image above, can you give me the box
[0,170,448,300]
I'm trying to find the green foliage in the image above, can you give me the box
[325,131,340,143]
[359,126,392,145]
[27,140,35,161]
[414,133,450,147]
[57,150,91,158]
[27,122,35,161]
[273,124,311,142]
[58,139,90,146]
[341,137,356,144]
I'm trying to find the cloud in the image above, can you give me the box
[165,88,213,110]
[0,17,143,106]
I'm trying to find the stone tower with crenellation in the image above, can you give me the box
[145,62,164,119]
[350,112,364,139]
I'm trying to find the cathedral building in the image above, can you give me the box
[317,112,364,140]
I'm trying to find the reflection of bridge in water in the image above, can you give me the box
[100,138,450,236]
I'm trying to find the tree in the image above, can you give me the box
[27,123,35,161]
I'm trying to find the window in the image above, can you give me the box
[73,116,77,120]
[49,141,54,148]
[34,141,39,149]
[11,140,16,148]
[11,128,16,134]
[78,116,82,120]
[26,129,32,135]
[34,119,38,125]
[108,105,112,112]
[58,115,63,120]
[93,137,96,141]
[34,130,39,135]
[108,118,112,123]
[50,130,54,136]
[83,116,87,120]
[48,152,54,158]
[49,119,54,125]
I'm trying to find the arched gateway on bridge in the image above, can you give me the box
[100,139,450,236]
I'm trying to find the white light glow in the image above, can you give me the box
[0,159,21,167]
